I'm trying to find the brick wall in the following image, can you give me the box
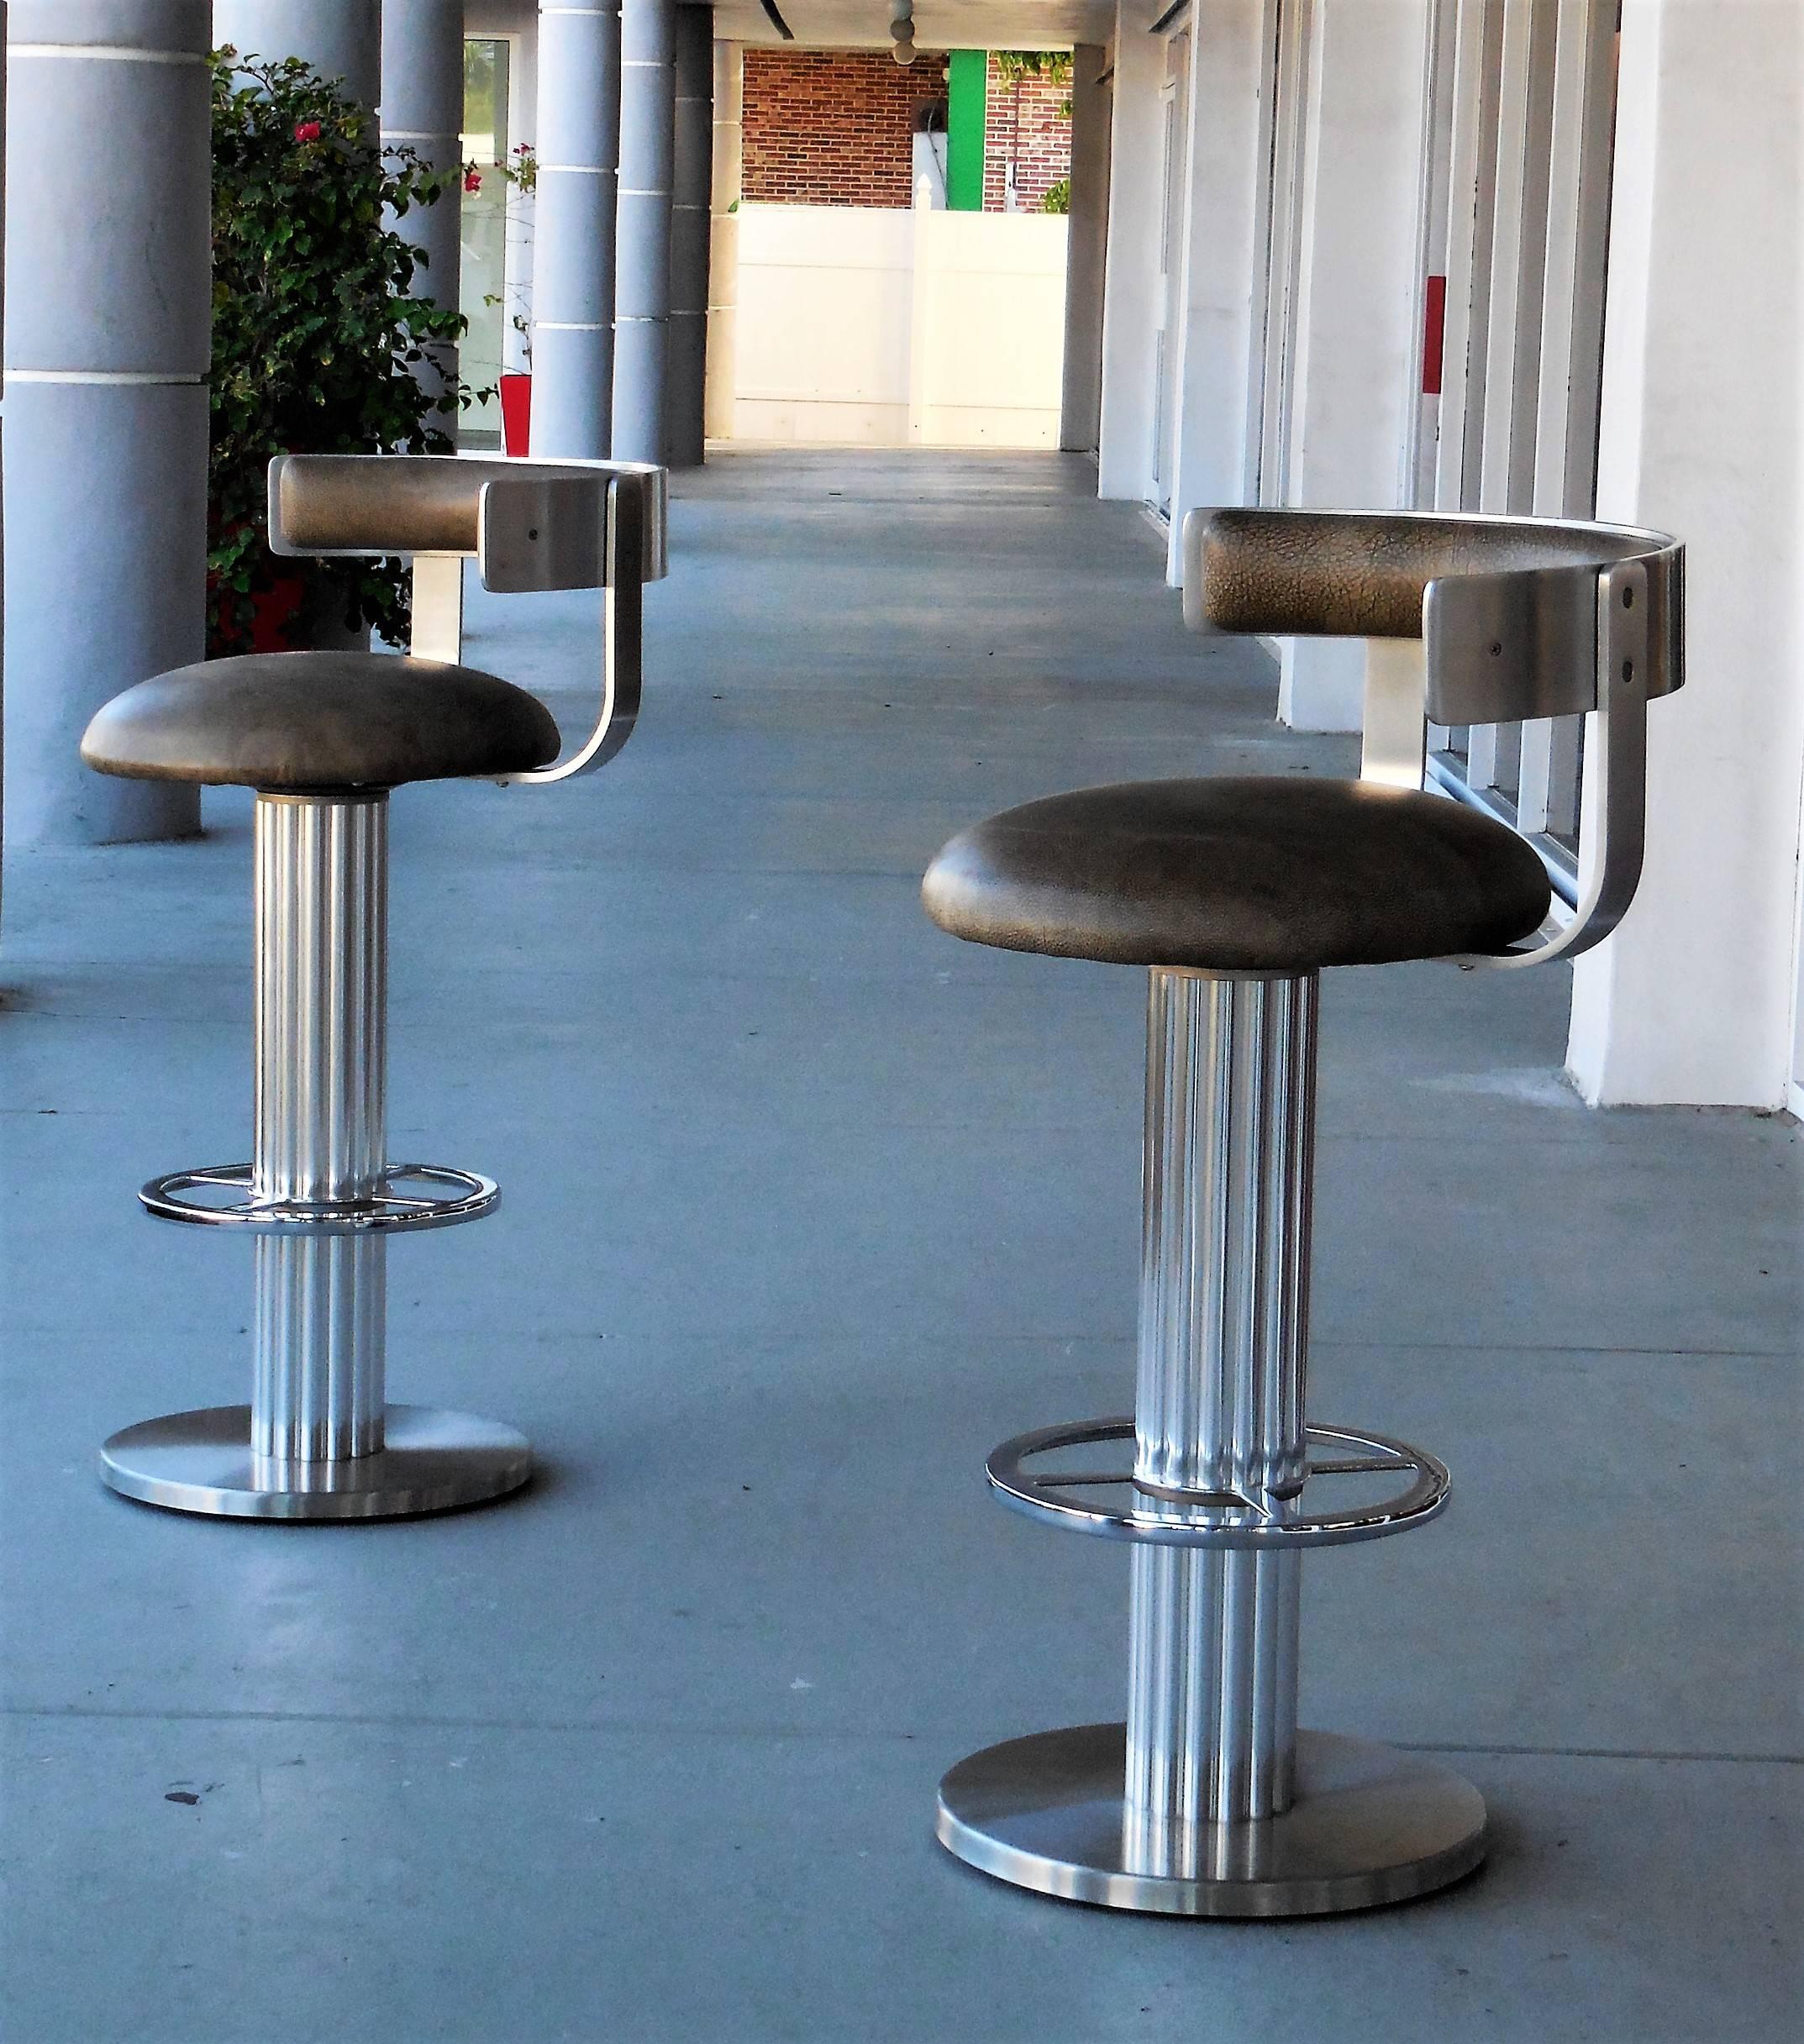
[743,50,949,208]
[981,56,1071,213]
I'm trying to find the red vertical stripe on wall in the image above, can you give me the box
[1421,275,1447,397]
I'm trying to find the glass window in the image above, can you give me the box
[460,38,511,448]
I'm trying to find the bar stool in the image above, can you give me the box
[922,507,1684,1916]
[79,456,665,1520]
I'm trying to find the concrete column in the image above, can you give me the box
[613,0,675,462]
[1269,0,1429,731]
[1060,45,1109,454]
[381,0,465,428]
[703,39,740,441]
[1566,0,1804,1108]
[665,3,712,466]
[1,0,8,900]
[534,0,621,458]
[213,0,381,104]
[1096,2,1168,501]
[3,0,211,845]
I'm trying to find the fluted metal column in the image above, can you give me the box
[665,4,712,465]
[3,0,209,847]
[381,0,464,429]
[935,958,1489,1914]
[703,38,740,441]
[250,796,390,1474]
[534,0,622,457]
[1123,970,1315,1868]
[213,0,381,103]
[613,0,675,462]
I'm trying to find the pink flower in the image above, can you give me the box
[463,167,483,193]
[293,120,322,143]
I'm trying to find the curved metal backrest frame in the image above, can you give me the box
[1180,507,1686,969]
[267,454,670,785]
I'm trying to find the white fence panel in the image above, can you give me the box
[733,203,1067,449]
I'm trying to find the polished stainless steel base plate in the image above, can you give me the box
[99,1405,532,1521]
[938,1723,1486,1917]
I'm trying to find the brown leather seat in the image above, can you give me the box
[922,776,1553,974]
[80,651,560,792]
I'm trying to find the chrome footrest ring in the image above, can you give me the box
[140,1163,500,1234]
[986,1416,1449,1548]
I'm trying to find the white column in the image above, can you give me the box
[213,0,381,103]
[1160,0,1271,543]
[1567,0,1804,1108]
[702,39,740,442]
[1059,44,1109,454]
[1269,0,1430,732]
[613,0,675,462]
[1096,2,1168,502]
[534,0,621,458]
[381,0,465,430]
[1,0,6,897]
[3,0,211,845]
[665,3,712,466]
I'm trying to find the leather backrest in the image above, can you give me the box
[269,454,669,586]
[1183,507,1683,722]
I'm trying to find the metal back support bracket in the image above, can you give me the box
[268,451,668,786]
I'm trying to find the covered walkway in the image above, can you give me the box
[3,451,1798,2040]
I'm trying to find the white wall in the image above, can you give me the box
[1565,0,1804,1109]
[1096,0,1169,502]
[732,205,1068,449]
[1161,0,1271,576]
[1272,0,1429,731]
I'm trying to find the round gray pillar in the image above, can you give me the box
[213,0,381,105]
[3,0,211,846]
[665,4,712,467]
[534,0,621,459]
[381,0,465,432]
[702,39,739,442]
[613,0,674,463]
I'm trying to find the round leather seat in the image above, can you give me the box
[922,776,1553,974]
[81,651,560,792]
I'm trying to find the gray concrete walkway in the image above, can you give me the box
[3,449,1799,2042]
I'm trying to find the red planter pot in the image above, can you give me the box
[250,575,307,653]
[500,373,532,457]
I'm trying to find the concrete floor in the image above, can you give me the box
[3,449,1800,2042]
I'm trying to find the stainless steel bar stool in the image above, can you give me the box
[923,507,1684,1916]
[80,455,666,1520]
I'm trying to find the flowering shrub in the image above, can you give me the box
[208,48,475,653]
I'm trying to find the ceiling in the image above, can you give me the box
[702,1,1116,52]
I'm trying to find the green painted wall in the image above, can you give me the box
[946,50,986,211]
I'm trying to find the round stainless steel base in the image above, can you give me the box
[99,1405,533,1521]
[937,1723,1486,1918]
